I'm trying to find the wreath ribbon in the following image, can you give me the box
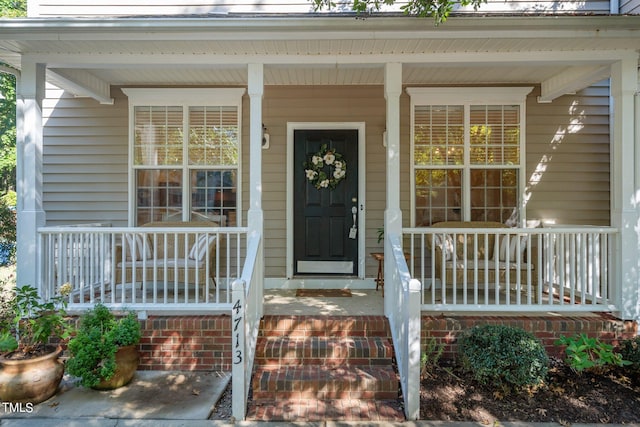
[303,144,347,190]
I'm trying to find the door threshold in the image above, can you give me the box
[265,277,376,290]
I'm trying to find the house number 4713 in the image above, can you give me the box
[232,299,243,365]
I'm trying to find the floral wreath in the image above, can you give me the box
[303,144,347,190]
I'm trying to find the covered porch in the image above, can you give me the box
[1,14,639,422]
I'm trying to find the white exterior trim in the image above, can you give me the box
[286,122,367,279]
[122,87,246,226]
[121,88,245,106]
[5,15,640,37]
[26,50,638,68]
[406,86,534,105]
[297,260,354,274]
[407,86,533,227]
[15,60,46,288]
[539,65,611,103]
[383,62,403,318]
[610,57,640,321]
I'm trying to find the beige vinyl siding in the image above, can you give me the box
[43,87,129,226]
[524,82,611,226]
[29,0,611,17]
[620,0,640,13]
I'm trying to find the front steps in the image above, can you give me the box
[246,315,405,421]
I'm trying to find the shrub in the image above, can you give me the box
[555,334,630,373]
[457,324,549,390]
[66,303,141,388]
[616,337,640,372]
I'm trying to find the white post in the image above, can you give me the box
[384,63,403,317]
[16,59,46,289]
[610,56,639,321]
[247,63,264,234]
[405,278,422,420]
[247,63,264,318]
[231,279,247,420]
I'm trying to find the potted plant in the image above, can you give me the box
[66,303,141,390]
[0,283,73,403]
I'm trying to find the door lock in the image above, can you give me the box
[349,206,357,239]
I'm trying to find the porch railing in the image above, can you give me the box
[38,225,248,311]
[385,233,421,420]
[231,233,263,421]
[404,226,618,312]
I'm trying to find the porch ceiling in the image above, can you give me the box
[0,15,638,101]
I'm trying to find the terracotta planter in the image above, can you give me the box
[0,346,64,404]
[92,344,139,390]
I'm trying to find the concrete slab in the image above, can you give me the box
[264,289,384,316]
[1,371,230,421]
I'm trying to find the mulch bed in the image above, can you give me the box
[421,358,640,424]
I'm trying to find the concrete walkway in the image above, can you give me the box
[0,370,230,425]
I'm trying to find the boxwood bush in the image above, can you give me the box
[457,324,549,390]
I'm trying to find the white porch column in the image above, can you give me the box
[384,62,403,317]
[247,63,264,234]
[16,59,46,289]
[247,63,264,316]
[610,56,640,321]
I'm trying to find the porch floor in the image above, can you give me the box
[263,287,592,316]
[264,288,385,316]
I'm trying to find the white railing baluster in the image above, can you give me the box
[37,225,247,312]
[403,225,617,313]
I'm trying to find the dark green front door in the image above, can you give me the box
[293,129,359,276]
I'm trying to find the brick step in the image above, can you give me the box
[259,315,391,338]
[256,336,394,367]
[248,315,403,422]
[251,365,399,401]
[246,398,406,422]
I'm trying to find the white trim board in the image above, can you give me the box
[264,277,376,290]
[297,260,354,274]
[286,122,367,279]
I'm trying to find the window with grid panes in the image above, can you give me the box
[124,88,244,226]
[407,88,531,227]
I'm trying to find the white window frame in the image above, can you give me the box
[122,88,245,226]
[407,87,533,227]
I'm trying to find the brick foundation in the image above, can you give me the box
[62,312,637,372]
[422,313,638,361]
[137,315,232,371]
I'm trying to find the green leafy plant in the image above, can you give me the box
[0,283,72,356]
[555,333,631,373]
[66,303,141,388]
[618,336,640,372]
[309,0,488,25]
[421,336,444,379]
[457,324,549,391]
